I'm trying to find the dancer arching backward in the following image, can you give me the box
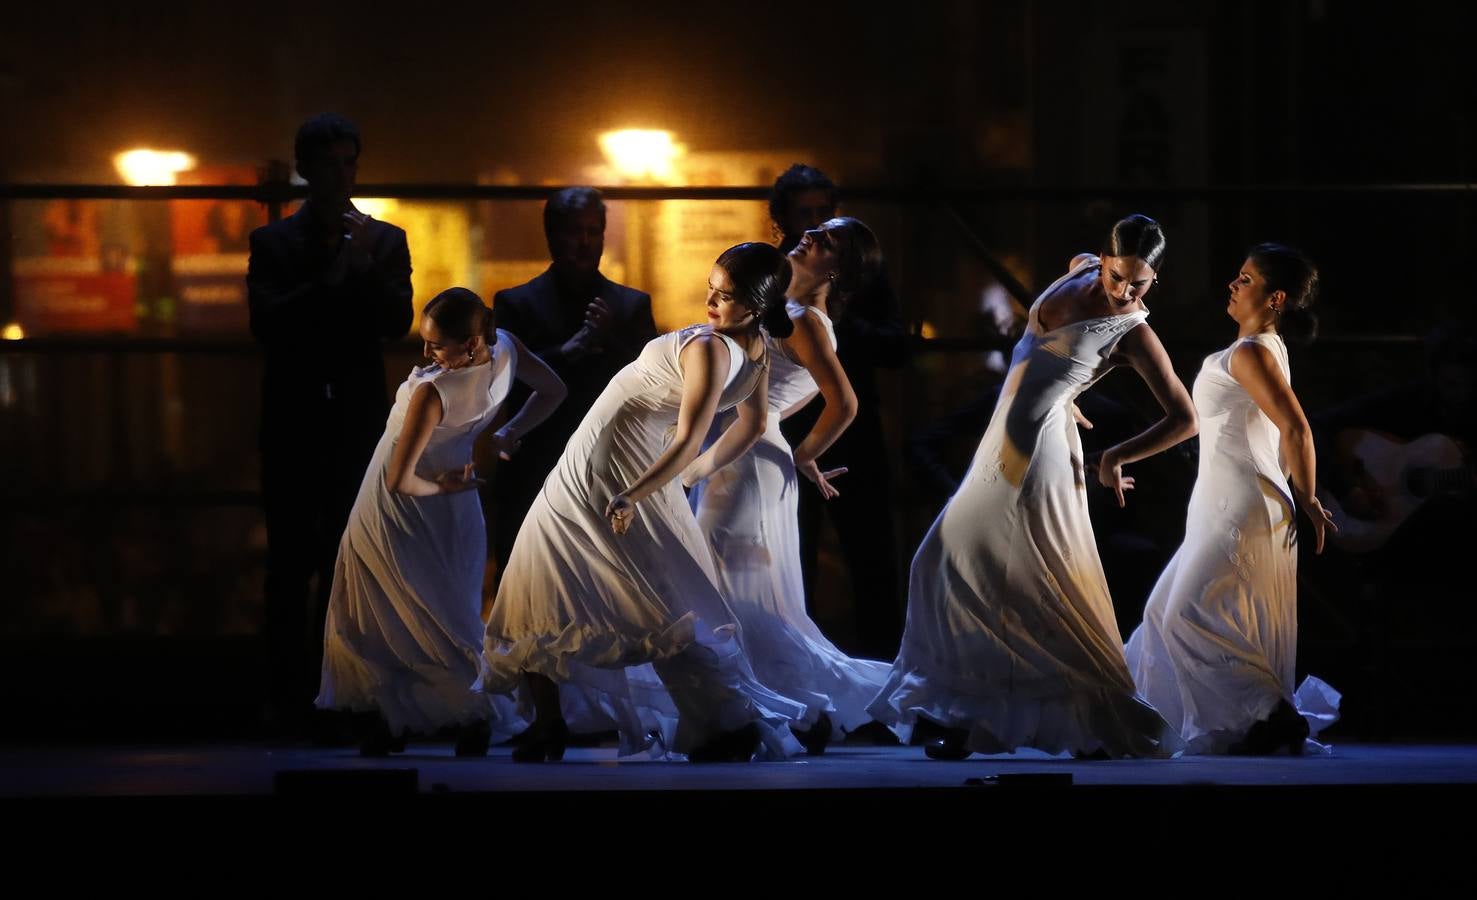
[687,217,891,755]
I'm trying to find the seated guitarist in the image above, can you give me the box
[1313,323,1474,555]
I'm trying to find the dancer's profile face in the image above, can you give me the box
[705,265,754,332]
[420,316,476,369]
[1099,255,1156,308]
[786,222,842,289]
[1227,258,1279,325]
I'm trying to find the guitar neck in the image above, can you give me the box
[1431,465,1476,494]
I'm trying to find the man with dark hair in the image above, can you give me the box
[247,112,413,736]
[768,164,837,248]
[772,164,910,661]
[491,187,657,580]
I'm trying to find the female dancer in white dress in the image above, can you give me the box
[482,242,808,763]
[870,214,1198,760]
[687,217,891,754]
[317,287,567,755]
[1126,244,1340,754]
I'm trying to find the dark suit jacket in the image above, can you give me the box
[491,267,656,542]
[247,202,413,448]
[492,267,655,376]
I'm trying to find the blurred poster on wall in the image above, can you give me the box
[171,166,264,332]
[624,151,792,330]
[12,199,138,334]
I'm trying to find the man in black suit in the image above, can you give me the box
[491,187,657,581]
[247,113,413,734]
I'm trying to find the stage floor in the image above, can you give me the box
[5,741,1475,797]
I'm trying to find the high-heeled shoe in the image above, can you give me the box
[511,718,569,763]
[923,726,972,761]
[1229,700,1309,755]
[454,719,492,757]
[1271,699,1310,755]
[357,712,404,757]
[689,722,762,763]
[797,713,833,757]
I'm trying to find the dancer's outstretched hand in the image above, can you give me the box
[1298,493,1338,554]
[1095,451,1135,507]
[435,463,485,494]
[1071,402,1093,429]
[490,427,521,461]
[605,494,636,535]
[797,460,848,500]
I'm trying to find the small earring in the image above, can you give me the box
[467,347,475,359]
[827,271,838,282]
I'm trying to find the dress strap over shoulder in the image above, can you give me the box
[1223,333,1289,379]
[1029,255,1100,331]
[487,328,517,412]
[785,300,837,352]
[677,324,745,390]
